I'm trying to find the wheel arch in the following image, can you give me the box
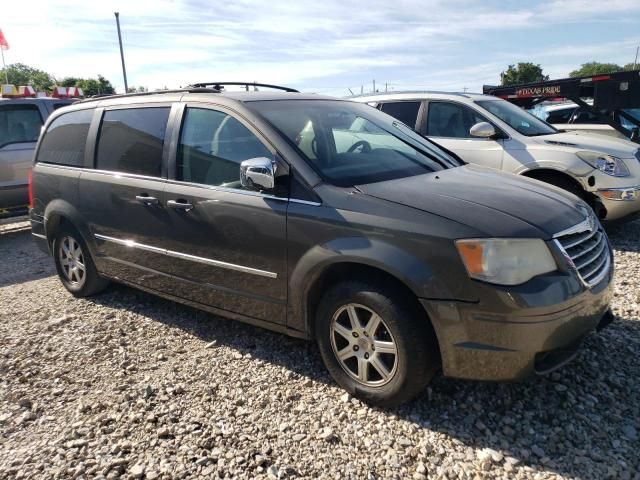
[301,260,444,376]
[44,200,96,255]
[520,167,586,192]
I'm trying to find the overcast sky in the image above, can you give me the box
[2,0,639,95]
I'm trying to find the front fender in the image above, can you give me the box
[287,236,459,334]
[510,149,594,181]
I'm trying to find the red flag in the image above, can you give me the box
[0,30,9,50]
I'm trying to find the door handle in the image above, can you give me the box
[136,195,159,205]
[167,199,194,211]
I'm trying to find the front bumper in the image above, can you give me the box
[596,186,640,221]
[420,265,613,381]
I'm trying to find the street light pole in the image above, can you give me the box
[114,12,129,93]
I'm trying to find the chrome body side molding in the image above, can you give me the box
[94,233,278,279]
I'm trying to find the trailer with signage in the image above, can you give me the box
[483,70,640,143]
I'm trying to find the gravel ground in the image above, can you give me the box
[0,221,639,480]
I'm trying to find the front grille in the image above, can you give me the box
[554,217,611,287]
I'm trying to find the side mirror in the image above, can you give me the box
[469,122,497,139]
[240,157,276,191]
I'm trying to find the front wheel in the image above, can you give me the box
[315,280,440,407]
[53,226,109,297]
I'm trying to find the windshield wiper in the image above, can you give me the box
[526,132,556,137]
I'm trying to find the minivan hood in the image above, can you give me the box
[534,131,639,158]
[357,165,589,238]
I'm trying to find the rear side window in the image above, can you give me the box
[0,104,43,148]
[96,107,170,177]
[426,102,486,138]
[572,108,600,124]
[37,109,92,166]
[545,107,575,124]
[379,102,421,129]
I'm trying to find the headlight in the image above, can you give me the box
[456,238,557,286]
[576,151,629,177]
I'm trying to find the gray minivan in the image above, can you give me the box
[30,87,613,406]
[0,96,75,213]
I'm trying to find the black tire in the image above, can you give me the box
[52,225,109,297]
[315,280,440,407]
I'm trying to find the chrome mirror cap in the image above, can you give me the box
[240,157,276,191]
[469,122,496,138]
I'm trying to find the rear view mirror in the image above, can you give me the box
[470,122,497,139]
[240,157,275,191]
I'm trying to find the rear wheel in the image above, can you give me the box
[315,280,439,407]
[53,226,109,297]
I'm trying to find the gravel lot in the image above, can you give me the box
[0,221,639,480]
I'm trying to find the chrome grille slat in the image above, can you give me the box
[569,232,602,261]
[581,250,608,280]
[574,238,607,270]
[561,228,599,249]
[555,216,610,288]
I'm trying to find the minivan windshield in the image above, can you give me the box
[248,100,461,187]
[476,99,558,137]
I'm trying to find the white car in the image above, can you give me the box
[352,92,640,221]
[532,102,638,140]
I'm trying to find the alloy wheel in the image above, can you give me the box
[58,235,87,287]
[330,303,398,387]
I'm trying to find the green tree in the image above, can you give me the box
[60,75,115,96]
[0,63,55,91]
[500,63,549,86]
[126,86,148,93]
[623,63,639,71]
[569,62,623,77]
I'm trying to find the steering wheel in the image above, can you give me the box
[347,140,372,153]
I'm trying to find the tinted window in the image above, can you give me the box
[53,102,74,110]
[545,107,576,124]
[248,100,460,187]
[0,104,43,147]
[620,109,640,130]
[177,107,272,188]
[572,108,600,124]
[37,109,92,166]
[379,102,420,129]
[426,102,487,138]
[96,107,170,177]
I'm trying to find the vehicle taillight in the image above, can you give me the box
[28,170,33,208]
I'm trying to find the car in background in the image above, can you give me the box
[0,85,78,216]
[352,92,640,222]
[31,85,613,406]
[532,102,640,140]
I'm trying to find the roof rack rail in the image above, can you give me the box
[189,82,299,93]
[79,87,220,103]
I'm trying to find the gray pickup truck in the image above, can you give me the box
[0,96,74,215]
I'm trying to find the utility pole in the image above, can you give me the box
[1,48,7,84]
[634,46,639,69]
[385,82,388,92]
[372,79,376,93]
[114,12,129,93]
[360,85,363,95]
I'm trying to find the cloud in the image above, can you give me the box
[1,0,639,94]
